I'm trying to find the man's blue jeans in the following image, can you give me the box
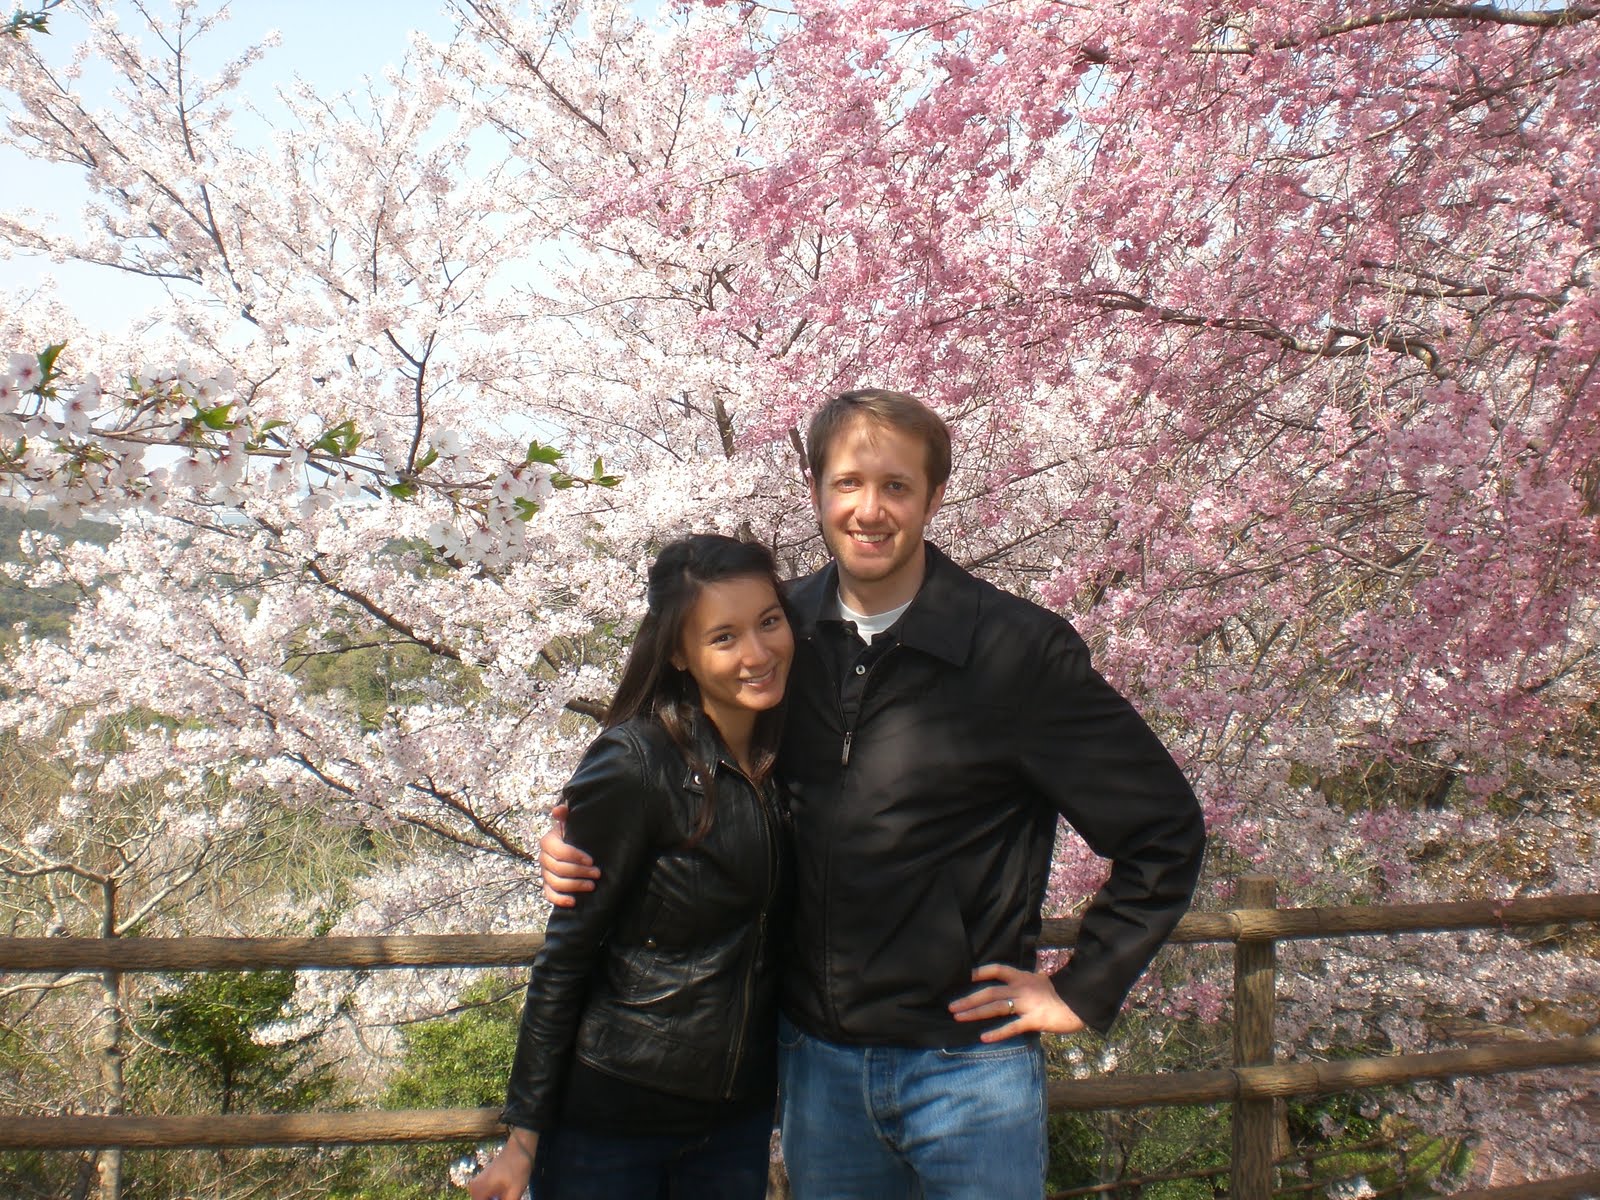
[777,1016,1048,1199]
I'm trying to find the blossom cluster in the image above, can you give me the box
[1,346,592,562]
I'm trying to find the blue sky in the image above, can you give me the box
[1,1,460,330]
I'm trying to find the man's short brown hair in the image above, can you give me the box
[805,389,953,490]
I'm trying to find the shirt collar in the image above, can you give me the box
[788,542,978,667]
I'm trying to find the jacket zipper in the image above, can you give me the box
[822,640,894,1031]
[806,634,846,1034]
[838,644,894,764]
[722,766,781,1098]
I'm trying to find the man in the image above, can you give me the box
[543,390,1206,1198]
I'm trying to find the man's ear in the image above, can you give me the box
[808,480,823,516]
[925,481,947,525]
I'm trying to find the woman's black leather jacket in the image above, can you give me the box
[501,715,791,1131]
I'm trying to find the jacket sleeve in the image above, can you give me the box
[500,725,662,1130]
[1018,622,1206,1034]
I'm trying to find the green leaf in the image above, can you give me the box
[312,420,358,456]
[37,342,66,379]
[246,418,288,451]
[415,446,440,471]
[198,403,235,431]
[513,497,539,522]
[525,440,564,466]
[386,481,418,501]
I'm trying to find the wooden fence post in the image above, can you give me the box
[1231,875,1279,1200]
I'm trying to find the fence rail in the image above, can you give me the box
[9,1034,1596,1152]
[3,890,1594,972]
[4,883,1598,1199]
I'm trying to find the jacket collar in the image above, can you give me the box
[788,542,978,668]
[680,711,744,793]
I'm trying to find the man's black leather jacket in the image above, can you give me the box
[778,544,1205,1044]
[502,716,790,1131]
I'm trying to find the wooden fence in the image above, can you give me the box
[2,879,1598,1199]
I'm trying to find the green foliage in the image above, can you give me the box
[132,970,335,1116]
[0,505,118,647]
[1283,1093,1472,1198]
[313,419,364,457]
[1041,993,1236,1194]
[588,456,621,488]
[0,1001,77,1104]
[1047,1105,1230,1197]
[1046,1110,1105,1188]
[36,341,66,384]
[196,401,235,431]
[289,636,455,730]
[524,439,563,467]
[0,1006,94,1199]
[331,977,523,1200]
[2,3,61,39]
[382,979,521,1111]
[0,1149,90,1200]
[104,973,342,1200]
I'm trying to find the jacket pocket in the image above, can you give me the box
[574,1005,731,1102]
[603,944,679,1007]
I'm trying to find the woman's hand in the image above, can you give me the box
[540,802,600,909]
[466,1129,538,1200]
[948,964,1087,1042]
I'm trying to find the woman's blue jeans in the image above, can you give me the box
[530,1107,772,1199]
[777,1016,1048,1199]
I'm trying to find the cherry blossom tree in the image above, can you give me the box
[3,0,1598,1179]
[439,0,1600,1168]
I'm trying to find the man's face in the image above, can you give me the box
[810,416,945,609]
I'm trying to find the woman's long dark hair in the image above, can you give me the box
[606,534,791,839]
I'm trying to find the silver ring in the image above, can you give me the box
[1007,997,1015,1013]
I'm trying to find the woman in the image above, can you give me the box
[468,534,794,1200]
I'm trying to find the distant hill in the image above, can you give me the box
[0,507,119,644]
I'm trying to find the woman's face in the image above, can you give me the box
[673,575,794,727]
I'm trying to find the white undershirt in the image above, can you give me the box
[837,592,912,643]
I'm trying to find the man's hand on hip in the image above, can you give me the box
[948,964,1087,1041]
